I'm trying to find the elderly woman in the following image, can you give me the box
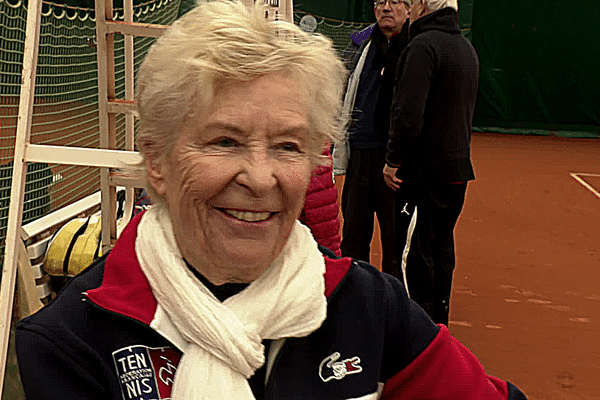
[16,1,526,399]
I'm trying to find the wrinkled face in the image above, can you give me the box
[147,74,312,285]
[374,0,410,38]
[409,0,427,24]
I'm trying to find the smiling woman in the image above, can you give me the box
[150,74,313,284]
[133,0,345,285]
[16,1,527,399]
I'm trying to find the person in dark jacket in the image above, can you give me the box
[333,0,410,279]
[17,2,525,399]
[383,0,479,325]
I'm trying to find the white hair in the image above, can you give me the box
[136,0,346,203]
[406,0,458,11]
[424,0,458,11]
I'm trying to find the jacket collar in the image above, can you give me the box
[351,24,375,47]
[86,211,352,327]
[410,7,460,39]
[85,212,157,325]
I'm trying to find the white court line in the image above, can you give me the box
[570,173,600,199]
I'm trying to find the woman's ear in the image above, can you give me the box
[145,155,167,196]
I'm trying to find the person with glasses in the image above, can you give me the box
[383,0,480,326]
[333,0,410,280]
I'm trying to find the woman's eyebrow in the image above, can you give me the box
[204,121,309,137]
[277,125,310,137]
[203,121,247,135]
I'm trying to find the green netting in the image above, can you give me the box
[1,0,181,396]
[293,0,374,23]
[0,0,181,265]
[178,3,373,53]
[294,9,371,54]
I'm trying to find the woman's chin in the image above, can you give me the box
[209,247,279,283]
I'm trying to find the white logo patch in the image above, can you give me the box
[319,352,363,382]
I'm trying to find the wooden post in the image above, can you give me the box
[121,0,136,229]
[0,0,43,391]
[95,0,118,254]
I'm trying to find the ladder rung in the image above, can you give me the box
[21,192,100,241]
[26,236,52,260]
[106,20,168,38]
[107,99,139,117]
[25,145,142,169]
[31,262,44,280]
[21,192,102,240]
[37,282,51,299]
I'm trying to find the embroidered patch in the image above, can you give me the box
[319,352,363,382]
[112,345,181,400]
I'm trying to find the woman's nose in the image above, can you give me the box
[236,150,277,195]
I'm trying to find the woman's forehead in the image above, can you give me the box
[203,75,309,126]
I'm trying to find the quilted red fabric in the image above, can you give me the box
[299,148,342,256]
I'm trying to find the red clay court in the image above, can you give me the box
[337,132,600,399]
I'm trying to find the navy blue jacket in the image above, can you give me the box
[17,213,526,399]
[342,22,410,150]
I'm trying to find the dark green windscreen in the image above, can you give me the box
[470,0,599,137]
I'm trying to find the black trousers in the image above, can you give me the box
[340,149,398,277]
[397,181,468,326]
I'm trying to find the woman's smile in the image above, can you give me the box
[220,208,274,223]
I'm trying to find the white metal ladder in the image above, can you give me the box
[0,0,167,391]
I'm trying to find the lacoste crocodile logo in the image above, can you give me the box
[319,352,363,382]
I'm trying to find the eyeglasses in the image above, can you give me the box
[375,0,409,8]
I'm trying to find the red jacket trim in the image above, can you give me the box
[85,212,157,325]
[380,325,510,399]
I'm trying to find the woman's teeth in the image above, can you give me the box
[225,209,271,222]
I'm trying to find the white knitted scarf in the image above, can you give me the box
[135,205,327,399]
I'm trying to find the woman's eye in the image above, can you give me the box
[213,137,238,148]
[277,142,302,152]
